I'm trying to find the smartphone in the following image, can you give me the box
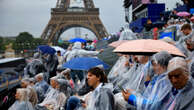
[118,85,127,93]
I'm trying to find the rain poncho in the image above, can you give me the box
[9,88,34,110]
[110,62,139,90]
[46,54,59,78]
[8,101,34,110]
[160,57,194,110]
[42,86,59,103]
[126,51,172,110]
[108,56,129,79]
[24,53,46,77]
[129,73,172,110]
[66,42,100,62]
[119,23,137,40]
[83,83,115,110]
[56,79,73,98]
[114,59,155,110]
[38,79,69,110]
[27,86,38,107]
[34,79,49,102]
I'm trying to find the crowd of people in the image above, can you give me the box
[8,10,194,110]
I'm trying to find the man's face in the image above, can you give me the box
[50,79,57,88]
[182,29,191,36]
[168,68,188,89]
[21,81,28,88]
[152,61,162,74]
[36,76,42,82]
[15,91,20,100]
[185,39,194,51]
[87,72,100,88]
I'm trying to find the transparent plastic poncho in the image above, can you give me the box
[134,73,172,110]
[8,101,34,110]
[24,59,46,77]
[108,56,129,81]
[66,42,100,62]
[38,80,70,110]
[119,24,137,41]
[83,83,115,110]
[34,80,49,102]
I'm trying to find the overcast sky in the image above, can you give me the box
[0,0,125,40]
[0,0,183,40]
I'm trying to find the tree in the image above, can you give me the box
[14,32,34,50]
[0,37,4,51]
[16,32,33,43]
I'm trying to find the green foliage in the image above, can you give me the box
[16,32,33,43]
[0,37,4,51]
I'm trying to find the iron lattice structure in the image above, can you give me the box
[41,0,108,44]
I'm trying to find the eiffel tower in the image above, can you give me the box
[41,0,108,44]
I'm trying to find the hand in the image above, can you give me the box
[82,102,87,108]
[122,90,132,101]
[99,49,104,53]
[145,75,151,82]
[125,61,129,67]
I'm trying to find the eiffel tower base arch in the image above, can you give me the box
[41,8,108,44]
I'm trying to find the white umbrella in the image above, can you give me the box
[51,46,66,55]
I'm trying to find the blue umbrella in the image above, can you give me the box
[37,45,56,55]
[69,38,87,43]
[63,57,109,70]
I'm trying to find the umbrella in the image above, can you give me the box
[51,46,66,55]
[176,12,190,17]
[114,39,185,57]
[37,45,56,55]
[63,57,109,70]
[108,40,128,48]
[69,38,87,43]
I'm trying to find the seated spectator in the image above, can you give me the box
[21,78,38,107]
[161,57,194,109]
[66,67,115,110]
[9,88,34,110]
[34,73,49,103]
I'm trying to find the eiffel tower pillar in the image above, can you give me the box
[41,0,108,44]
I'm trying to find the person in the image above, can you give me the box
[114,55,153,110]
[184,33,194,78]
[161,57,194,110]
[38,79,69,110]
[143,19,153,39]
[108,55,130,81]
[24,52,46,77]
[66,42,103,83]
[21,78,38,107]
[57,50,64,67]
[61,68,75,89]
[34,73,49,103]
[63,44,73,62]
[122,51,172,110]
[119,23,137,40]
[176,23,193,45]
[46,53,59,78]
[36,76,59,110]
[66,67,115,110]
[8,88,34,110]
[175,24,193,57]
